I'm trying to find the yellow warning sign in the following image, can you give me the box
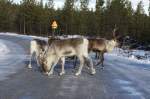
[51,21,58,29]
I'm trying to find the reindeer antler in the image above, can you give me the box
[112,25,118,38]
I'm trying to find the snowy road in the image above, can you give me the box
[0,38,27,81]
[0,34,150,99]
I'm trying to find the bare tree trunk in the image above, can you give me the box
[20,21,21,33]
[23,17,26,34]
[40,24,41,36]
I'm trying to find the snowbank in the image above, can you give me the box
[0,39,10,56]
[0,32,83,40]
[106,48,150,65]
[0,32,47,40]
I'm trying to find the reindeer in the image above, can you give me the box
[88,28,119,69]
[40,37,96,76]
[28,36,62,67]
[28,39,48,69]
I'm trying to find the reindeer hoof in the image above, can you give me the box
[101,67,104,69]
[48,72,53,76]
[28,64,32,69]
[59,71,65,76]
[44,72,52,76]
[75,72,81,76]
[86,66,90,70]
[91,69,96,75]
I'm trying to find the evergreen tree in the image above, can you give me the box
[18,0,38,34]
[135,1,145,15]
[80,0,89,11]
[79,0,89,35]
[47,0,54,9]
[134,1,146,41]
[0,0,15,31]
[62,0,75,35]
[95,0,104,36]
[106,0,111,8]
[45,0,55,36]
[148,0,150,16]
[96,0,104,11]
[0,0,149,42]
[104,0,131,37]
[125,0,134,36]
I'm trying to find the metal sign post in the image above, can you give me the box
[51,20,58,36]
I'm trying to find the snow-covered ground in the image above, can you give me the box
[107,48,150,65]
[0,32,47,40]
[0,32,83,40]
[0,38,27,81]
[1,32,150,98]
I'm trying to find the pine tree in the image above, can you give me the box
[45,0,54,36]
[125,0,134,36]
[79,0,89,35]
[134,1,145,40]
[95,0,104,36]
[104,0,131,37]
[148,0,150,16]
[106,0,111,8]
[47,0,54,9]
[0,0,149,42]
[0,0,15,31]
[18,0,38,34]
[80,0,89,11]
[96,0,104,12]
[40,0,43,7]
[135,1,145,15]
[62,0,75,35]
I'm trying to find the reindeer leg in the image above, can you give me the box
[47,57,59,76]
[101,52,104,69]
[85,56,96,75]
[28,55,32,69]
[75,56,84,76]
[59,57,65,76]
[95,51,102,66]
[28,46,35,69]
[36,56,40,67]
[74,56,78,69]
[95,52,97,59]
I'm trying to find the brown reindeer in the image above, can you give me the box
[88,28,119,69]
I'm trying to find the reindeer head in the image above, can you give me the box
[40,46,58,74]
[38,52,48,73]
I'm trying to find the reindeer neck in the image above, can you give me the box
[106,39,116,52]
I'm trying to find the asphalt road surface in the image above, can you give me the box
[0,34,150,99]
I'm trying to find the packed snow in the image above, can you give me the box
[0,37,27,81]
[0,39,10,56]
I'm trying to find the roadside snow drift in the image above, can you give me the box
[0,39,10,56]
[107,48,150,65]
